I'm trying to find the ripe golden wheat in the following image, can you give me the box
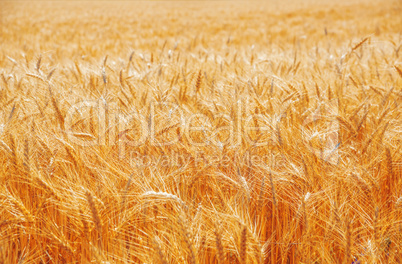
[0,0,401,263]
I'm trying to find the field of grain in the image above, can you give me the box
[0,0,401,263]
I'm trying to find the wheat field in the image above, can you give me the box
[0,0,401,263]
